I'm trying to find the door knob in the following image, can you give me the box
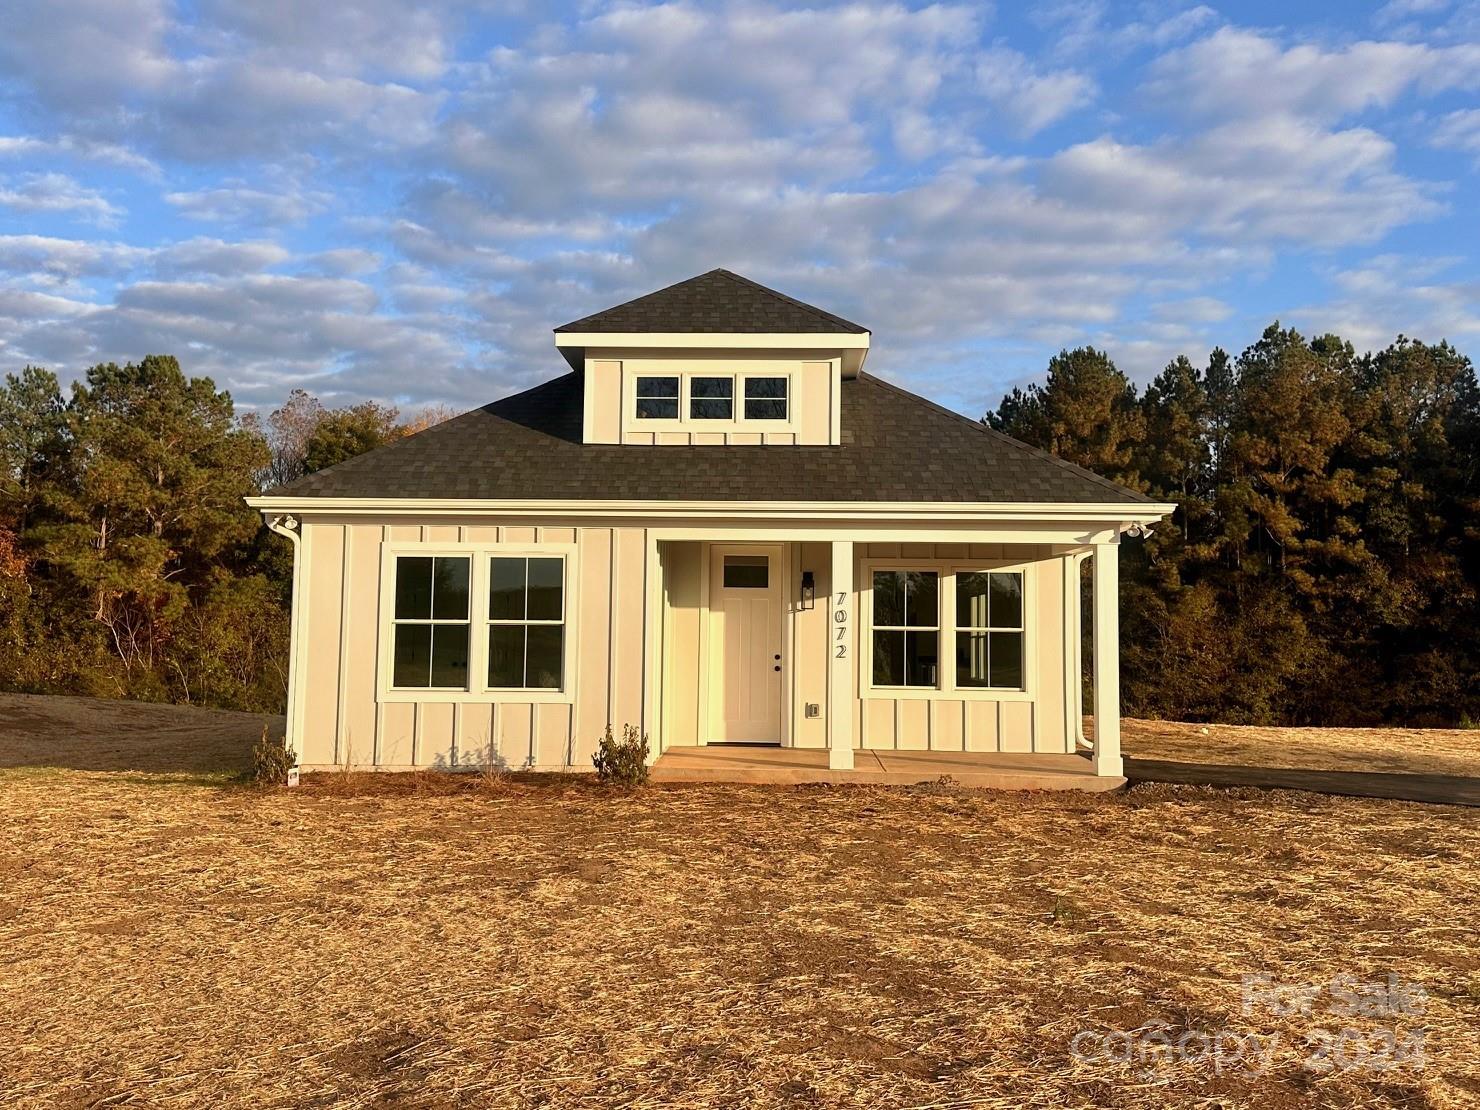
[773,654,781,660]
[773,665,781,672]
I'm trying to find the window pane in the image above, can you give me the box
[904,572,938,628]
[394,556,433,620]
[636,397,678,419]
[744,398,786,420]
[431,557,469,620]
[723,555,768,589]
[526,625,563,689]
[905,630,938,687]
[873,629,904,686]
[988,631,1023,689]
[429,625,469,688]
[690,397,733,419]
[691,376,732,398]
[489,557,526,620]
[744,376,787,420]
[488,624,524,687]
[526,558,564,620]
[956,571,991,629]
[956,630,991,688]
[636,376,679,398]
[873,570,905,626]
[989,572,1023,628]
[393,624,431,687]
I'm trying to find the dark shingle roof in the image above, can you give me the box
[270,372,1151,505]
[555,269,869,334]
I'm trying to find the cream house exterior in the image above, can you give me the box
[249,270,1173,783]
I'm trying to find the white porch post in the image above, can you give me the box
[828,539,855,770]
[1091,538,1123,777]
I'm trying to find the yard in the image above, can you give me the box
[0,694,1477,1108]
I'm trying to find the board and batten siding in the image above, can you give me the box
[846,542,1074,755]
[296,518,649,771]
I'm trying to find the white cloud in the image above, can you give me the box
[1432,107,1480,158]
[0,173,122,226]
[974,48,1095,136]
[1294,255,1480,352]
[166,183,330,225]
[1146,26,1480,121]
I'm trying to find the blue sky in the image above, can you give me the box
[1,0,1478,418]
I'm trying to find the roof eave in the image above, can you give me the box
[247,494,1175,527]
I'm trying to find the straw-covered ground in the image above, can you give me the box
[0,694,1477,1108]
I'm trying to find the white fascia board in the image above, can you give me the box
[554,331,870,350]
[245,495,1175,526]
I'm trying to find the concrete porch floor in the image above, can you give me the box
[650,745,1124,792]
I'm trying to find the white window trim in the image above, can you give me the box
[859,558,1036,702]
[377,541,578,704]
[623,370,795,433]
[741,373,791,423]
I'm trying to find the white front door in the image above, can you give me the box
[708,545,784,743]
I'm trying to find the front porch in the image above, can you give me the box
[649,527,1132,785]
[650,744,1124,790]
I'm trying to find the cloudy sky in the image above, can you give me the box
[1,0,1479,417]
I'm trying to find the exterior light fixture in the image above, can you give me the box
[800,570,816,610]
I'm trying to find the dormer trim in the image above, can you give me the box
[556,330,870,377]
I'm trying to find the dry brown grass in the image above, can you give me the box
[1122,718,1480,778]
[0,769,1477,1108]
[2,695,1477,1107]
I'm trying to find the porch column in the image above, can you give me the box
[828,540,855,770]
[1091,538,1123,777]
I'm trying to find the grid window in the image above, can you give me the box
[872,570,939,687]
[690,376,734,420]
[391,556,471,689]
[955,571,1025,690]
[487,557,565,690]
[743,376,788,420]
[635,376,679,419]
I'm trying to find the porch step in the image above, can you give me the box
[650,747,1124,792]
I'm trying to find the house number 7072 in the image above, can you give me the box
[833,592,848,658]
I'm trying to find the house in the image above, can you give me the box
[248,270,1173,787]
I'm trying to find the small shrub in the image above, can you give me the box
[251,726,297,786]
[592,723,649,786]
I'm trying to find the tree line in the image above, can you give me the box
[3,325,1477,726]
[0,356,448,712]
[986,325,1480,726]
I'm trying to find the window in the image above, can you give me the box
[956,571,1025,690]
[872,570,939,687]
[722,554,769,589]
[743,376,788,420]
[690,376,734,420]
[487,557,565,690]
[392,556,471,689]
[635,376,679,419]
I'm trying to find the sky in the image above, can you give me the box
[1,0,1479,419]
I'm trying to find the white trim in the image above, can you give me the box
[858,557,1037,704]
[556,331,869,350]
[376,541,579,705]
[250,496,1175,526]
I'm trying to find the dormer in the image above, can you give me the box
[554,269,870,445]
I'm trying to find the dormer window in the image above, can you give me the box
[690,376,734,420]
[744,376,788,420]
[635,375,679,419]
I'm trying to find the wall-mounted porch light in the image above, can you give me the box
[800,570,816,610]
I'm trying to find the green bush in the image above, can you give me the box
[250,726,297,786]
[592,723,649,786]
